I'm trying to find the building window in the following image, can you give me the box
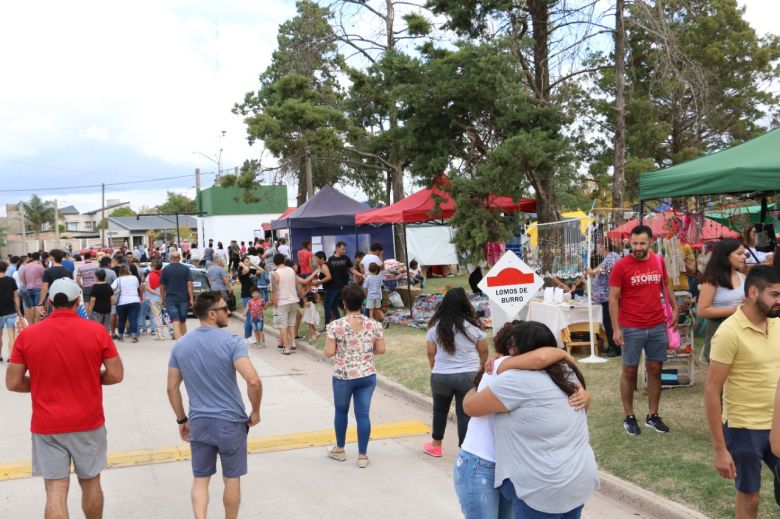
[66,223,78,232]
[85,221,93,229]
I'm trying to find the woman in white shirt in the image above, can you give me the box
[112,264,141,342]
[696,239,746,361]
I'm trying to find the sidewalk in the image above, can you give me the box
[0,316,693,518]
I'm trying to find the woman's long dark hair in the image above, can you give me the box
[701,238,742,289]
[428,287,482,355]
[494,320,586,396]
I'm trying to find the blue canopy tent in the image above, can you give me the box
[271,185,394,259]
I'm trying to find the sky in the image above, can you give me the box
[0,0,778,216]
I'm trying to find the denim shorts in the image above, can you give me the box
[251,318,264,332]
[19,288,32,308]
[723,424,779,494]
[27,287,41,306]
[166,302,189,323]
[621,324,667,366]
[454,450,511,519]
[189,417,248,478]
[0,313,17,329]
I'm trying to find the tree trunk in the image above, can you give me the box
[296,155,307,207]
[612,0,626,226]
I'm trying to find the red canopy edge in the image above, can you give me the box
[356,176,535,225]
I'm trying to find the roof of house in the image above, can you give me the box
[83,201,130,215]
[58,205,80,215]
[108,214,198,231]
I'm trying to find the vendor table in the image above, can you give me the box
[525,300,604,349]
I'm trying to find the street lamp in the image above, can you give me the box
[192,150,222,177]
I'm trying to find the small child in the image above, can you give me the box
[256,261,270,304]
[303,291,320,341]
[88,269,113,335]
[409,259,425,287]
[363,262,384,323]
[245,288,266,348]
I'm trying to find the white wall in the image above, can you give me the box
[198,213,283,247]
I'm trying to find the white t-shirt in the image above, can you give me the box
[278,245,290,257]
[361,254,382,273]
[745,246,769,264]
[460,356,508,462]
[112,275,141,305]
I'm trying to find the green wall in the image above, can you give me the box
[198,185,288,216]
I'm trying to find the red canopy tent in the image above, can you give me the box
[607,211,739,245]
[355,176,536,225]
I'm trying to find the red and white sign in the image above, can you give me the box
[478,251,542,317]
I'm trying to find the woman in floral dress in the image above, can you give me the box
[324,285,386,468]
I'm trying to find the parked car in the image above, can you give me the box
[140,262,211,314]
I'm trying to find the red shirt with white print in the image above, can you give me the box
[608,251,667,329]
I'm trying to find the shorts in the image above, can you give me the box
[166,302,189,323]
[273,302,298,328]
[190,417,248,478]
[27,288,41,306]
[19,288,32,308]
[32,426,107,480]
[723,424,779,494]
[365,298,382,309]
[621,324,667,366]
[0,313,17,329]
[251,318,264,332]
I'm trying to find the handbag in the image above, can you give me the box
[655,254,680,350]
[112,278,122,305]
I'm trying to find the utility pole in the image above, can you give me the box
[101,183,106,246]
[20,201,27,253]
[54,198,60,247]
[195,168,202,246]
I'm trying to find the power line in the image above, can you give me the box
[0,171,219,193]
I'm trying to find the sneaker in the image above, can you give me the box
[423,443,442,457]
[645,414,670,433]
[328,446,346,462]
[247,337,257,344]
[383,320,390,329]
[112,334,120,340]
[357,456,369,468]
[150,330,156,336]
[623,415,641,436]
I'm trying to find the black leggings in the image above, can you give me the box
[430,371,478,446]
[601,301,617,350]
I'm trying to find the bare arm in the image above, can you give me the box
[771,380,780,457]
[608,286,623,346]
[324,335,337,358]
[38,282,48,306]
[426,340,437,369]
[463,387,508,417]
[696,283,738,319]
[187,281,194,305]
[87,296,96,314]
[5,363,30,392]
[101,356,124,385]
[476,338,488,368]
[166,367,190,441]
[317,264,332,285]
[496,347,568,374]
[234,357,262,426]
[373,337,386,355]
[271,272,280,306]
[704,361,736,480]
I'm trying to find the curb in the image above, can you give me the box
[234,312,709,519]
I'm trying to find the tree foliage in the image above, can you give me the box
[157,191,196,214]
[23,195,54,240]
[109,207,136,217]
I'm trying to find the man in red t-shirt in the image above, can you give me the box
[609,224,677,437]
[297,240,313,276]
[5,277,124,518]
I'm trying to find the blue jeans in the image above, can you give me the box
[324,287,342,324]
[137,299,155,332]
[258,287,269,304]
[116,302,141,337]
[498,479,583,519]
[332,375,376,455]
[241,297,252,339]
[454,450,511,519]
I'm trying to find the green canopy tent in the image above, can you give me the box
[639,127,780,201]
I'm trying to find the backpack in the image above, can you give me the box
[256,270,270,288]
[227,291,237,312]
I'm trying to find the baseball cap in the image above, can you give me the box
[49,278,82,302]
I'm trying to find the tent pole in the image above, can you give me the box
[639,201,645,224]
[403,222,413,318]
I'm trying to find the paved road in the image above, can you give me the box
[0,317,649,518]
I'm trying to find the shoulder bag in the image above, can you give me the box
[655,254,680,350]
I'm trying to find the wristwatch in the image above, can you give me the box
[176,416,188,425]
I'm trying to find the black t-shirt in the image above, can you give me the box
[238,266,257,298]
[43,265,73,285]
[0,276,18,315]
[160,263,193,304]
[324,255,353,290]
[90,283,114,314]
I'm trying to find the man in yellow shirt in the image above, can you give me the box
[705,266,780,519]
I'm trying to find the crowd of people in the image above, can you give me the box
[5,217,780,519]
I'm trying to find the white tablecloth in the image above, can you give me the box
[525,300,603,348]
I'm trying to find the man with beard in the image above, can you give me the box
[167,291,262,519]
[705,266,780,519]
[609,225,677,436]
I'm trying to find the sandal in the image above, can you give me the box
[282,350,291,355]
[131,336,139,343]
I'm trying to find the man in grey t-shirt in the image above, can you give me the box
[167,291,262,519]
